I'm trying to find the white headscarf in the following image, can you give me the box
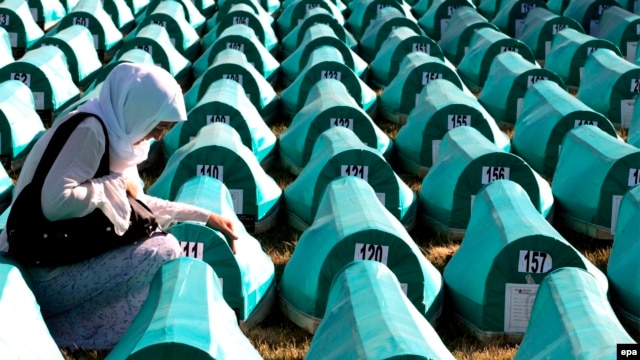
[78,63,187,173]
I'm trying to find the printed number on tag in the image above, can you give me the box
[354,243,389,264]
[197,165,223,180]
[518,250,552,273]
[330,117,354,130]
[11,73,30,87]
[482,166,510,184]
[207,115,230,124]
[341,165,368,181]
[629,168,640,186]
[226,42,244,52]
[180,241,204,259]
[448,115,470,129]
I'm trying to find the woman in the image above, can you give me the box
[0,63,238,349]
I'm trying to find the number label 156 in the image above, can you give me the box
[481,166,510,184]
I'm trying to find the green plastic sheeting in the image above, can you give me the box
[306,261,454,360]
[478,52,565,124]
[0,0,44,56]
[370,27,444,87]
[0,80,46,170]
[490,0,547,38]
[147,122,282,234]
[281,23,368,85]
[164,78,277,167]
[0,28,12,69]
[55,0,123,61]
[358,7,424,62]
[0,163,12,211]
[380,52,464,124]
[106,258,262,359]
[418,0,475,41]
[27,0,65,31]
[281,7,358,58]
[563,0,619,35]
[34,25,102,90]
[280,48,377,118]
[84,48,155,92]
[279,176,443,333]
[101,0,134,33]
[552,125,640,239]
[444,180,607,341]
[438,7,498,65]
[124,0,149,16]
[284,127,416,231]
[608,185,640,328]
[346,0,414,40]
[513,80,618,178]
[630,103,640,147]
[279,79,393,175]
[598,6,640,62]
[184,49,278,123]
[186,0,215,18]
[517,7,584,62]
[576,48,640,129]
[142,0,206,34]
[136,1,201,62]
[207,0,274,35]
[168,176,276,326]
[419,126,554,239]
[545,28,621,88]
[515,268,635,359]
[396,79,510,177]
[193,24,280,84]
[0,254,63,359]
[276,0,345,38]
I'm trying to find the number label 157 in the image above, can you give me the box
[518,250,552,273]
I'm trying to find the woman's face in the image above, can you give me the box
[135,121,173,144]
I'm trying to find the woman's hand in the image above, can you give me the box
[206,213,239,254]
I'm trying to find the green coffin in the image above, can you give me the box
[101,0,135,33]
[513,80,618,178]
[279,79,393,175]
[27,0,65,31]
[0,0,45,56]
[576,48,640,129]
[207,0,274,33]
[439,7,498,65]
[276,0,345,38]
[346,0,414,40]
[147,122,282,234]
[630,103,640,147]
[444,180,607,341]
[358,7,424,62]
[370,26,444,87]
[193,24,280,84]
[284,127,416,231]
[478,51,566,124]
[515,267,634,359]
[124,0,149,16]
[281,23,368,85]
[306,261,454,360]
[0,254,63,359]
[419,126,554,239]
[106,258,262,359]
[142,0,205,34]
[608,185,640,328]
[517,7,584,62]
[217,0,280,19]
[396,79,510,177]
[84,48,155,92]
[552,125,640,239]
[0,28,12,69]
[167,176,276,325]
[598,6,640,62]
[184,49,278,123]
[457,27,536,91]
[164,78,277,167]
[380,51,464,124]
[279,176,442,333]
[418,0,475,41]
[563,0,620,35]
[490,0,547,38]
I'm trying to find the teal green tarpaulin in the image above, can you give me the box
[101,0,134,33]
[279,79,392,175]
[84,48,155,93]
[106,258,263,359]
[142,0,206,34]
[630,102,640,147]
[417,0,475,41]
[444,180,607,341]
[306,261,454,360]
[27,0,65,31]
[0,163,12,212]
[0,28,12,69]
[0,0,45,54]
[124,0,150,16]
[419,126,554,239]
[276,0,345,38]
[210,0,273,29]
[513,80,618,178]
[490,0,547,38]
[563,0,619,35]
[517,7,584,62]
[552,125,640,239]
[279,176,442,333]
[598,6,640,62]
[515,267,635,359]
[358,7,424,62]
[346,0,414,40]
[285,127,416,231]
[439,7,498,66]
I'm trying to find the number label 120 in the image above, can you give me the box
[354,243,389,265]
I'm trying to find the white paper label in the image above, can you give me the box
[621,99,635,129]
[321,70,341,80]
[233,16,249,26]
[354,243,389,264]
[545,41,551,57]
[229,189,243,213]
[30,8,37,20]
[8,33,16,47]
[589,20,599,35]
[415,93,421,106]
[33,92,44,110]
[627,42,637,62]
[432,139,441,164]
[218,277,223,290]
[422,72,443,85]
[222,74,242,84]
[518,250,553,273]
[207,115,230,124]
[0,14,10,26]
[196,165,223,180]
[552,23,568,35]
[306,3,320,10]
[521,2,536,13]
[151,20,166,27]
[447,114,471,129]
[180,241,204,259]
[330,117,354,130]
[470,194,475,214]
[11,72,30,87]
[441,19,450,34]
[376,193,385,206]
[517,97,524,118]
[579,67,584,80]
[135,45,152,55]
[341,165,368,181]
[611,195,623,234]
[412,43,430,53]
[504,283,539,332]
[598,4,611,15]
[574,119,597,127]
[92,35,98,49]
[629,168,640,186]
[400,283,408,295]
[447,5,461,16]
[636,0,640,14]
[73,17,89,27]
[482,166,510,184]
[226,42,245,52]
[515,19,525,38]
[527,75,547,87]
[501,46,519,53]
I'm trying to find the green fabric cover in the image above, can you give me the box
[306,261,454,360]
[217,0,280,17]
[284,127,416,231]
[515,268,634,360]
[490,0,547,38]
[478,51,566,124]
[380,52,464,123]
[147,122,282,227]
[84,48,155,92]
[551,125,640,237]
[101,0,135,33]
[279,176,442,333]
[517,7,584,61]
[419,126,554,237]
[0,254,63,359]
[0,28,12,69]
[513,80,617,178]
[142,0,205,33]
[544,28,621,88]
[0,0,44,49]
[168,176,276,322]
[346,0,413,40]
[608,185,640,327]
[276,0,345,38]
[438,7,498,65]
[164,78,276,165]
[563,0,619,35]
[279,79,393,175]
[598,6,640,62]
[358,7,424,62]
[56,0,123,55]
[281,23,368,85]
[476,0,504,18]
[207,0,274,33]
[418,0,475,41]
[27,0,65,30]
[396,79,510,176]
[193,24,280,83]
[184,49,278,122]
[457,27,536,91]
[370,26,444,87]
[106,258,262,359]
[124,0,150,16]
[444,180,607,337]
[630,103,640,147]
[186,0,215,17]
[576,48,640,128]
